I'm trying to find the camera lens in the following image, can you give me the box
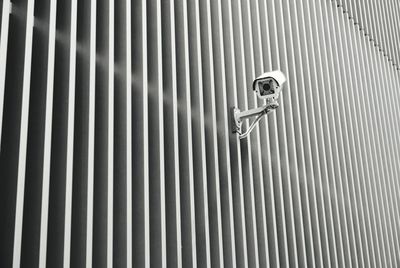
[263,83,270,92]
[262,82,274,95]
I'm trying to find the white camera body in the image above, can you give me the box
[253,70,286,102]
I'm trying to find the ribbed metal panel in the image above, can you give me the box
[336,0,400,69]
[0,0,399,267]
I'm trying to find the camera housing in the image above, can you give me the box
[253,70,286,102]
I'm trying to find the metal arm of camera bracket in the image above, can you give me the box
[232,101,279,139]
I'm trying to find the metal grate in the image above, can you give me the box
[0,0,400,267]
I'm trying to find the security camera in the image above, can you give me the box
[253,70,286,101]
[232,70,286,139]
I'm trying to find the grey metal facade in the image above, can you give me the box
[0,0,400,267]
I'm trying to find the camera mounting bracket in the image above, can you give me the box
[232,101,279,139]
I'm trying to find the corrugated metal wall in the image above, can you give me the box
[0,0,399,267]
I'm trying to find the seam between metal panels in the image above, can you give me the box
[62,0,77,265]
[380,48,400,268]
[275,0,310,266]
[291,0,326,267]
[266,0,292,266]
[188,0,211,266]
[200,0,225,267]
[310,2,344,268]
[332,6,360,267]
[359,29,386,265]
[171,0,182,265]
[249,1,277,267]
[125,0,132,266]
[365,27,390,268]
[296,1,332,267]
[338,10,364,268]
[216,0,238,262]
[344,15,371,268]
[228,0,250,267]
[373,43,397,268]
[0,0,11,150]
[86,0,96,266]
[257,1,283,267]
[303,2,340,268]
[319,1,346,266]
[240,0,265,267]
[233,0,257,267]
[12,1,35,267]
[107,0,114,266]
[332,0,400,69]
[356,27,381,268]
[347,20,374,268]
[38,0,57,266]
